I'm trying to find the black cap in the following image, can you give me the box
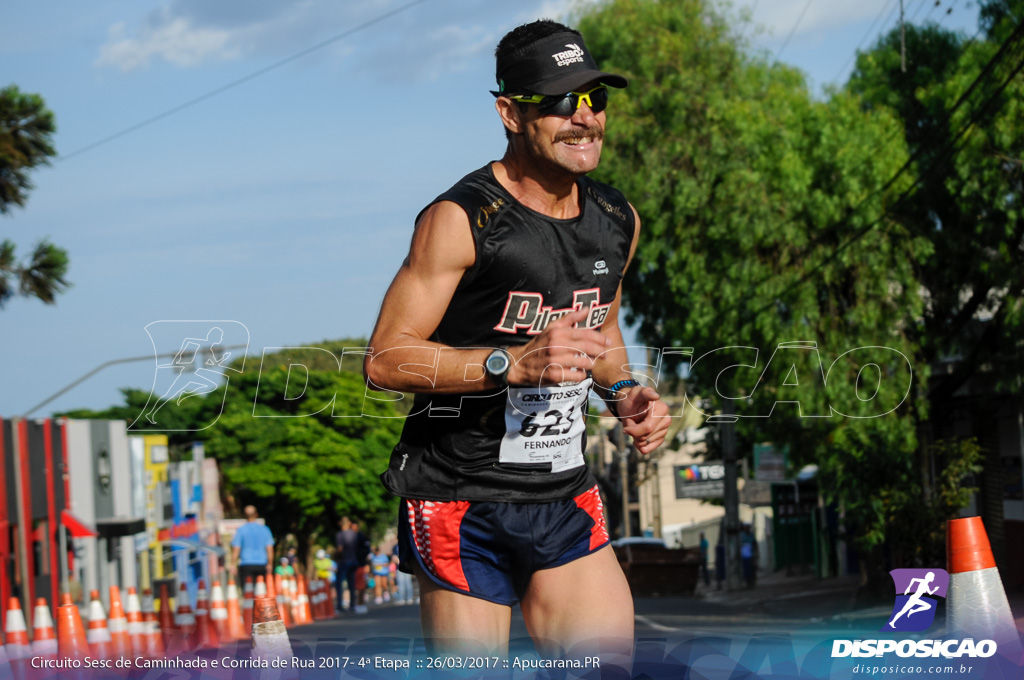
[493,31,628,96]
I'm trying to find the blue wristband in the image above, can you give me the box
[607,379,641,418]
[609,379,641,394]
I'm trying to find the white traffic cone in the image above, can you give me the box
[947,516,1023,661]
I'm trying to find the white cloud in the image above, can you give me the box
[95,15,238,71]
[91,0,608,78]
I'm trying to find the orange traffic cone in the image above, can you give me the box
[157,584,176,646]
[86,590,112,659]
[226,578,246,641]
[174,583,195,634]
[31,597,58,659]
[318,579,330,618]
[288,576,301,624]
[210,581,228,641]
[274,574,291,628]
[255,575,268,599]
[56,594,90,662]
[138,589,159,659]
[308,578,319,620]
[308,579,320,619]
[124,587,144,655]
[5,597,32,676]
[295,575,313,625]
[241,577,253,630]
[947,516,1022,659]
[142,610,164,658]
[0,630,8,672]
[192,580,218,649]
[251,597,292,663]
[169,583,195,653]
[107,586,131,659]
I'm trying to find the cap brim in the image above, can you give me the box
[531,70,628,95]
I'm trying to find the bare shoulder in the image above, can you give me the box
[626,202,642,262]
[408,200,476,273]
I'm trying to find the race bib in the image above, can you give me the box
[499,378,590,473]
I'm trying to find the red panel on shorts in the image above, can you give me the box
[407,499,471,591]
[574,486,610,550]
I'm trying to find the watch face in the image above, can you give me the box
[486,351,509,375]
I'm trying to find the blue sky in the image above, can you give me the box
[1,0,979,417]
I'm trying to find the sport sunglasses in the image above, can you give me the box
[508,85,609,116]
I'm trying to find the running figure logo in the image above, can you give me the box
[133,320,249,431]
[882,568,949,632]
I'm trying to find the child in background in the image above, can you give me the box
[371,545,391,605]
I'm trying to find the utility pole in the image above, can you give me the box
[721,400,742,590]
[616,423,630,538]
[650,454,662,538]
[900,0,907,72]
[10,420,33,617]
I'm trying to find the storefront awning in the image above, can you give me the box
[60,510,97,538]
[95,517,146,538]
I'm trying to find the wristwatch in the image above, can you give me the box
[485,348,512,385]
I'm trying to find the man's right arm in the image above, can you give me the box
[365,200,492,394]
[365,201,610,394]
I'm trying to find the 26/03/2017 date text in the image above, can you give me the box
[309,656,602,671]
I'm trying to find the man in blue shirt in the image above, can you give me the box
[231,505,274,586]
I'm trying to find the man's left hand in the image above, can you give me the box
[617,386,671,455]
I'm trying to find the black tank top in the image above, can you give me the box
[380,163,635,502]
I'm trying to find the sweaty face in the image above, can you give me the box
[517,85,606,177]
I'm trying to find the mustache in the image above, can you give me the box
[554,126,604,143]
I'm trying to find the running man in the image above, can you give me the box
[889,571,940,628]
[365,19,669,666]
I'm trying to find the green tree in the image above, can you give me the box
[842,3,1024,573]
[848,17,1024,414]
[0,85,69,306]
[63,346,405,558]
[578,0,936,588]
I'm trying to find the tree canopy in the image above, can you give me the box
[0,84,69,306]
[64,343,404,556]
[577,0,1001,583]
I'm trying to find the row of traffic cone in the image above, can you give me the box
[1,572,323,664]
[1,584,297,665]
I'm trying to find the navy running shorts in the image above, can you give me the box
[397,485,610,606]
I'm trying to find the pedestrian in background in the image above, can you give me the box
[699,531,710,587]
[231,505,274,586]
[394,549,414,605]
[741,524,758,588]
[335,517,369,612]
[314,548,335,582]
[274,557,295,578]
[371,545,391,605]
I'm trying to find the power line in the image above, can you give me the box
[908,0,931,24]
[761,0,1023,272]
[740,19,1024,323]
[59,0,429,162]
[831,0,900,83]
[770,0,811,60]
[727,15,1020,306]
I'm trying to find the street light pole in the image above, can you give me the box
[22,345,249,418]
[15,343,247,603]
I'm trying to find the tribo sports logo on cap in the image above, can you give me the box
[552,43,585,67]
[883,568,949,632]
